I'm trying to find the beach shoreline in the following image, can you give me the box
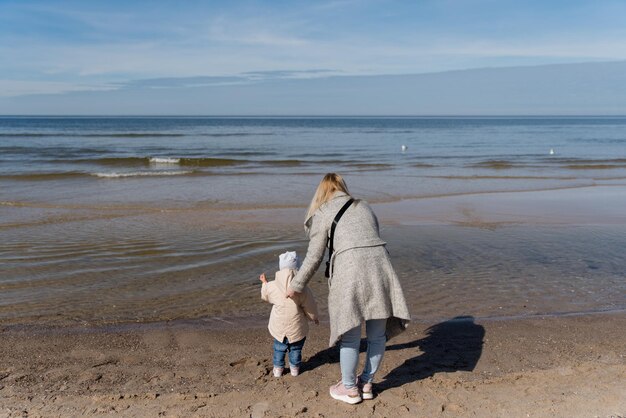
[1,312,624,417]
[4,183,626,228]
[2,185,625,329]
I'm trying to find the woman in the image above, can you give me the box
[288,173,410,404]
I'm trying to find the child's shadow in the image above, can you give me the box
[305,316,484,393]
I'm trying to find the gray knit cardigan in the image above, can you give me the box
[290,192,411,346]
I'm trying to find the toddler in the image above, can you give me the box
[260,251,319,377]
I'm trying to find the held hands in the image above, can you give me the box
[286,287,318,325]
[259,273,267,284]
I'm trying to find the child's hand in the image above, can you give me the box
[259,273,267,284]
[314,319,320,325]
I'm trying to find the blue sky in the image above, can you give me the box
[1,0,625,113]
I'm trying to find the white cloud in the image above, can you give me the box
[5,33,626,80]
[435,37,626,60]
[205,13,310,47]
[0,80,115,97]
[3,18,626,97]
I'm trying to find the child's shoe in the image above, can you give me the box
[329,381,362,404]
[273,367,284,378]
[357,376,374,399]
[289,364,300,377]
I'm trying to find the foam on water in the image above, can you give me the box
[92,170,193,178]
[149,157,181,164]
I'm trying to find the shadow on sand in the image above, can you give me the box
[379,315,485,392]
[305,316,484,393]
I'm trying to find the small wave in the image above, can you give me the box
[0,172,89,181]
[217,151,278,157]
[50,156,315,168]
[0,132,275,138]
[298,153,349,158]
[0,146,110,155]
[71,157,149,167]
[179,157,245,167]
[471,160,517,169]
[92,171,194,178]
[564,164,626,170]
[165,157,299,167]
[197,132,275,137]
[61,156,245,167]
[427,175,578,180]
[345,163,393,169]
[0,132,185,138]
[0,170,197,180]
[310,159,354,165]
[549,158,626,164]
[360,130,415,134]
[258,159,302,167]
[88,133,185,138]
[149,157,180,164]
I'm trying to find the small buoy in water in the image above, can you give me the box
[401,145,407,152]
[549,148,555,155]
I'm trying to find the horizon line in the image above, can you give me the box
[2,114,626,118]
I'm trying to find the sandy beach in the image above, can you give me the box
[1,186,626,417]
[1,313,625,417]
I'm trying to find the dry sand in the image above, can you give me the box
[1,313,624,417]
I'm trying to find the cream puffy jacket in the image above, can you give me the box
[261,268,319,343]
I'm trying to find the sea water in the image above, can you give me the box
[1,116,625,326]
[2,116,626,207]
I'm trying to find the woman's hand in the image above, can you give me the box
[259,273,267,284]
[286,287,301,299]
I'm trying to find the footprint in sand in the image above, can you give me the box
[251,401,270,418]
[229,357,259,367]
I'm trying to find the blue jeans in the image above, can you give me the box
[340,319,387,389]
[273,337,306,368]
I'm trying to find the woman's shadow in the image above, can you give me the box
[306,315,484,393]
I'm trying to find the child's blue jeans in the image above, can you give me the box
[273,337,306,368]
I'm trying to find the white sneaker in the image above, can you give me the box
[273,367,284,378]
[289,364,299,376]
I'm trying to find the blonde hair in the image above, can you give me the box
[305,173,351,221]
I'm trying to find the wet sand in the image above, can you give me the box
[2,185,625,328]
[226,184,626,229]
[1,314,625,417]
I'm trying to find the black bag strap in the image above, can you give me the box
[325,198,354,278]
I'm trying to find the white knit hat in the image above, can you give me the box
[279,251,299,270]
